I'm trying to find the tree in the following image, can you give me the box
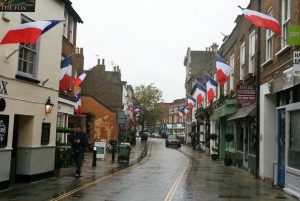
[134,83,163,132]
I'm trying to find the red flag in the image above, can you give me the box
[73,73,86,86]
[242,8,281,35]
[0,20,63,44]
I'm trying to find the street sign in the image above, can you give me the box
[288,26,300,45]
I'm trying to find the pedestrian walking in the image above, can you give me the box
[70,125,87,178]
[191,134,196,151]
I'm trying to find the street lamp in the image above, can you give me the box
[171,108,174,134]
[45,96,54,114]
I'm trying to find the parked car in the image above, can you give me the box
[165,135,181,148]
[152,133,160,138]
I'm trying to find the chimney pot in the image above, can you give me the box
[97,59,100,65]
[102,59,105,65]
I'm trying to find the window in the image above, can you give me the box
[266,8,274,61]
[226,122,235,151]
[69,18,74,44]
[63,9,68,38]
[18,17,37,78]
[248,117,257,155]
[57,113,64,128]
[288,110,300,169]
[229,54,234,91]
[281,0,290,48]
[249,30,256,74]
[240,42,245,79]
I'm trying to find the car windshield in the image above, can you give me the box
[168,135,178,140]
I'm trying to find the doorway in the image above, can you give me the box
[9,115,19,184]
[277,109,286,188]
[242,122,248,168]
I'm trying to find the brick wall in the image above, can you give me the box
[82,96,118,144]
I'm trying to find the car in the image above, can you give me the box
[153,133,160,138]
[165,135,181,148]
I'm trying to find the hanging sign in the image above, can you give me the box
[236,85,256,108]
[0,0,35,12]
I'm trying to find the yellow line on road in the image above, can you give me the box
[49,141,153,201]
[164,158,190,201]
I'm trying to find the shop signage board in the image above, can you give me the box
[0,0,35,12]
[236,85,256,108]
[288,26,300,45]
[95,140,106,159]
[41,123,51,145]
[293,51,300,76]
[0,115,9,147]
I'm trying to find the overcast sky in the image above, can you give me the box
[71,0,250,103]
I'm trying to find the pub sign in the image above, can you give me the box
[0,0,35,12]
[0,115,9,147]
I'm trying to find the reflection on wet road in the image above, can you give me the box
[58,138,189,201]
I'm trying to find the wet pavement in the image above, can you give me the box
[0,140,147,201]
[0,138,298,201]
[173,146,298,201]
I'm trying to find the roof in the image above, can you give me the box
[61,0,83,23]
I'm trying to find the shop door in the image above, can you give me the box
[243,122,248,168]
[277,109,286,188]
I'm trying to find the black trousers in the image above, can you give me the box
[74,151,83,175]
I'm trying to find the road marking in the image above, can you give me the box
[49,141,153,201]
[164,158,190,201]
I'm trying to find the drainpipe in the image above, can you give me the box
[255,0,261,179]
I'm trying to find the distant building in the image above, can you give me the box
[81,60,124,143]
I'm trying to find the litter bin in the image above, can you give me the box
[118,143,131,163]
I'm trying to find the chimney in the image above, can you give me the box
[75,47,80,54]
[102,59,105,65]
[97,59,101,65]
[114,66,116,72]
[80,48,83,55]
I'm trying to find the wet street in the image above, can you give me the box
[50,139,297,201]
[53,138,189,201]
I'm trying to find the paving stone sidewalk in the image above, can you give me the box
[0,140,147,201]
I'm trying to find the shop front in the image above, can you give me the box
[227,105,257,175]
[211,99,236,159]
[274,84,300,198]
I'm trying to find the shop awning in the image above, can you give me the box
[227,105,256,121]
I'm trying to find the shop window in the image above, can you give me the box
[226,122,235,150]
[288,110,300,169]
[236,121,243,151]
[293,85,300,103]
[248,117,257,155]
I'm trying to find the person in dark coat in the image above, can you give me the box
[70,125,87,177]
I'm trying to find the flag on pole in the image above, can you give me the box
[205,74,218,102]
[193,81,206,105]
[0,20,63,44]
[215,54,233,86]
[184,108,191,119]
[178,108,185,118]
[59,56,72,92]
[242,8,281,35]
[187,94,196,109]
[73,72,86,86]
[74,92,81,115]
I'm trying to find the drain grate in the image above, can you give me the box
[219,195,252,199]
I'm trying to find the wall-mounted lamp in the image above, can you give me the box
[45,96,54,114]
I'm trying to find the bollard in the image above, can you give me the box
[112,145,115,162]
[92,146,97,167]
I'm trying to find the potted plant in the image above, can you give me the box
[210,133,218,160]
[224,133,234,166]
